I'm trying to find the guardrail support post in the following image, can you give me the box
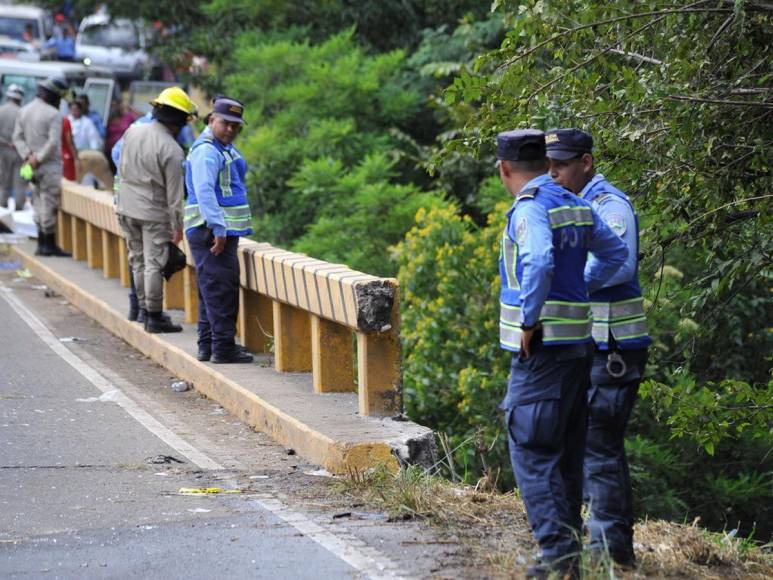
[183,266,199,324]
[272,301,311,372]
[164,271,185,310]
[239,288,273,354]
[101,232,119,279]
[85,223,103,270]
[57,211,72,252]
[117,237,130,288]
[356,309,401,417]
[71,216,87,261]
[311,315,354,393]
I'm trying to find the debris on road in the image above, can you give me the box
[76,390,120,403]
[59,336,86,343]
[285,448,296,456]
[170,380,192,393]
[145,455,185,465]
[178,487,241,495]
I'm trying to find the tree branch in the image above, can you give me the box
[666,95,773,108]
[496,2,732,72]
[607,48,663,65]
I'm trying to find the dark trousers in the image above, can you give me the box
[504,343,593,559]
[186,226,240,356]
[584,349,648,558]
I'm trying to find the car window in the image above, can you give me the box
[1,73,41,104]
[0,17,39,42]
[80,22,138,50]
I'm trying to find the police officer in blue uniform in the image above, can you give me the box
[184,97,254,364]
[547,128,651,568]
[497,129,628,578]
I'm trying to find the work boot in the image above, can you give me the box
[128,294,140,321]
[34,229,46,255]
[39,232,71,257]
[144,311,182,333]
[211,347,254,364]
[199,344,249,362]
[525,555,579,579]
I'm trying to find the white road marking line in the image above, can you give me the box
[0,287,406,580]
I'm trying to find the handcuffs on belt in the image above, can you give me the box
[606,351,628,378]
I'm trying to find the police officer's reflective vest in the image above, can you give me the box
[499,184,594,352]
[183,133,253,236]
[584,179,651,350]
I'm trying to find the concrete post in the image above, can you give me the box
[85,223,103,270]
[163,270,185,310]
[183,265,199,324]
[311,314,355,393]
[101,232,120,279]
[71,216,87,261]
[57,211,72,252]
[117,237,131,288]
[272,301,312,372]
[239,288,273,354]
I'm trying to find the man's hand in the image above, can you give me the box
[210,235,226,256]
[520,322,542,359]
[27,154,39,170]
[171,228,183,245]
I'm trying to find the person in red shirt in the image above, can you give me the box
[61,115,80,181]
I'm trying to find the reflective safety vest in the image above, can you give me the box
[183,133,253,236]
[499,184,595,352]
[584,179,651,350]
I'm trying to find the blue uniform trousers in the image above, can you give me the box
[584,348,648,559]
[504,342,593,559]
[186,226,240,357]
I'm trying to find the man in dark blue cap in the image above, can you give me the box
[184,96,254,364]
[496,128,628,578]
[547,128,651,568]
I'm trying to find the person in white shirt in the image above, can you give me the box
[68,100,113,190]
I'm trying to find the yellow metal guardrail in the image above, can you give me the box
[56,180,401,417]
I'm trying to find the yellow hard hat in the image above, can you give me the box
[150,87,198,116]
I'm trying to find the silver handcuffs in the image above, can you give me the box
[606,351,628,378]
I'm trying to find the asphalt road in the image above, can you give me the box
[0,266,439,579]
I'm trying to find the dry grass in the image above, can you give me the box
[337,466,773,579]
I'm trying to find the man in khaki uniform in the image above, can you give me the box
[116,89,196,333]
[12,77,70,256]
[0,84,26,209]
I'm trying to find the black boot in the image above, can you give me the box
[145,311,182,333]
[137,308,147,324]
[128,294,139,321]
[43,232,71,257]
[34,230,46,255]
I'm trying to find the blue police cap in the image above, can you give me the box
[545,128,593,160]
[212,97,246,125]
[496,129,546,162]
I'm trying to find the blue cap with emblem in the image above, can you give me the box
[211,96,246,125]
[496,129,545,161]
[545,128,593,160]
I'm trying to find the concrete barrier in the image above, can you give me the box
[55,182,402,417]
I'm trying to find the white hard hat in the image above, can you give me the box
[5,84,24,101]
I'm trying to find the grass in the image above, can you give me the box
[336,465,773,579]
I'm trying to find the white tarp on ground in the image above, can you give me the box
[0,198,37,238]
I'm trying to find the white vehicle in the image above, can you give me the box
[0,35,39,61]
[0,4,51,45]
[76,14,149,83]
[0,59,113,108]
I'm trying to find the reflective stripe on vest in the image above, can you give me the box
[500,319,593,349]
[219,148,241,197]
[500,301,592,347]
[590,297,649,343]
[501,229,518,290]
[547,205,594,229]
[183,203,252,232]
